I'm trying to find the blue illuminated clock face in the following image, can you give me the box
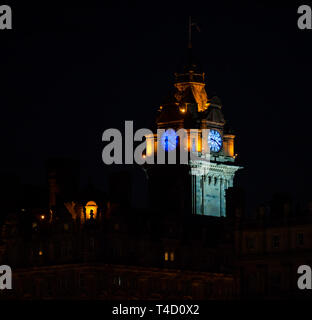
[160,129,178,151]
[208,129,222,152]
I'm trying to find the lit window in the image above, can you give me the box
[164,252,169,261]
[192,138,196,152]
[85,201,98,220]
[179,106,186,113]
[113,276,122,287]
[170,252,175,261]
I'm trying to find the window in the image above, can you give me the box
[296,233,304,246]
[182,280,192,296]
[67,242,72,256]
[204,282,213,297]
[272,235,280,248]
[90,238,95,251]
[85,201,98,220]
[170,252,175,261]
[47,278,53,296]
[246,237,255,250]
[129,278,137,290]
[151,278,160,292]
[54,243,61,258]
[271,272,281,293]
[164,252,169,261]
[113,276,122,287]
[58,277,68,290]
[61,244,66,257]
[271,272,281,285]
[192,138,196,152]
[79,274,86,289]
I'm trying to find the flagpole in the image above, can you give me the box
[188,16,192,49]
[188,16,193,69]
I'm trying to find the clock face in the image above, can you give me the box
[160,129,178,151]
[208,129,222,152]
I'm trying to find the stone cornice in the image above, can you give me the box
[189,159,242,177]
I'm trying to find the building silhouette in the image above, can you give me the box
[0,48,311,300]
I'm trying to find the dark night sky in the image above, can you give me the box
[1,2,312,212]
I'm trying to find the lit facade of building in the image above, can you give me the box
[145,62,241,217]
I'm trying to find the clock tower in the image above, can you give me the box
[145,55,242,217]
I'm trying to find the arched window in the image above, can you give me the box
[85,201,98,220]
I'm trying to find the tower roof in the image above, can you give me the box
[204,96,225,124]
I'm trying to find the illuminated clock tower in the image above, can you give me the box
[145,57,242,217]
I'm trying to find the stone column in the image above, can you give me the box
[191,174,196,215]
[201,175,205,215]
[220,178,225,217]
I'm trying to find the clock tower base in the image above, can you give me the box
[190,160,241,217]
